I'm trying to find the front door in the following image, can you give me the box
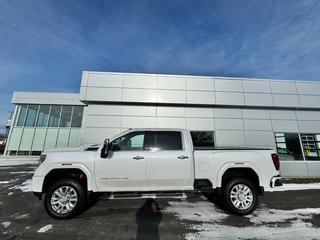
[95,131,147,192]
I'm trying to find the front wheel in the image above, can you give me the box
[223,178,258,215]
[44,179,86,219]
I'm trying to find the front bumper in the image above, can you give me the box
[270,175,283,188]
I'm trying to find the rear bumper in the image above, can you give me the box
[270,175,283,188]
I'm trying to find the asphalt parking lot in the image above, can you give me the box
[1,164,320,240]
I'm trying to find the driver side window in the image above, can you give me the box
[110,131,146,151]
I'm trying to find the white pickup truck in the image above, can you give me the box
[32,128,282,219]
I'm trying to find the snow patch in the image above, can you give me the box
[165,200,320,240]
[0,181,10,184]
[37,224,53,233]
[0,160,37,166]
[0,178,19,185]
[7,192,13,196]
[164,200,228,223]
[1,222,11,228]
[13,213,30,220]
[9,171,34,174]
[267,183,320,192]
[10,179,32,192]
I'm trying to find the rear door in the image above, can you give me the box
[146,131,194,190]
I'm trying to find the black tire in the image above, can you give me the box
[44,179,86,219]
[223,178,258,215]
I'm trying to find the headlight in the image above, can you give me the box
[39,154,47,165]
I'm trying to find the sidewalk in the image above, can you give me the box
[0,155,38,166]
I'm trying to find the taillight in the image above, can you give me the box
[271,153,280,171]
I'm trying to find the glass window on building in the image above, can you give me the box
[16,105,28,126]
[191,131,214,147]
[25,105,39,127]
[275,133,303,161]
[71,106,83,127]
[36,105,50,127]
[301,134,320,161]
[60,106,73,127]
[48,106,62,127]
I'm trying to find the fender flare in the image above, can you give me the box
[43,163,96,191]
[216,162,261,188]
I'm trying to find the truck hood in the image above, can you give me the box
[44,144,101,153]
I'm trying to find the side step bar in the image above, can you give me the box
[99,192,187,200]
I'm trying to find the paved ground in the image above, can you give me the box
[1,164,320,240]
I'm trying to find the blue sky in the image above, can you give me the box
[1,0,320,131]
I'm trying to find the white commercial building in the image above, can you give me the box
[5,71,320,177]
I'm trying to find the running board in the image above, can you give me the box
[98,192,187,200]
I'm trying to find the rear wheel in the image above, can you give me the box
[44,179,86,219]
[223,178,258,215]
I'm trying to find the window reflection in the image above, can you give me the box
[16,105,28,126]
[25,105,39,127]
[275,133,303,161]
[15,104,83,128]
[48,106,62,127]
[36,105,50,127]
[60,106,72,127]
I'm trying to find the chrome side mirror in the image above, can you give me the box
[100,139,109,158]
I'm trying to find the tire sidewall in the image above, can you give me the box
[223,178,258,215]
[44,179,86,219]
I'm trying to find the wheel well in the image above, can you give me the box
[221,168,262,195]
[42,169,87,194]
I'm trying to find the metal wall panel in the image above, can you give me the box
[157,75,186,90]
[215,130,246,146]
[242,109,270,119]
[156,117,185,128]
[186,91,215,104]
[215,92,245,105]
[157,90,186,103]
[243,119,273,131]
[270,81,297,94]
[214,108,242,119]
[296,82,320,95]
[272,120,299,132]
[186,118,214,131]
[296,111,320,120]
[272,94,300,107]
[244,93,273,106]
[157,107,186,117]
[88,72,123,88]
[270,110,296,120]
[299,95,320,108]
[86,87,122,102]
[186,76,214,91]
[187,108,214,118]
[214,79,243,92]
[215,118,244,130]
[123,73,157,89]
[242,80,271,93]
[86,115,122,128]
[245,131,275,146]
[280,162,309,177]
[298,121,320,133]
[122,89,156,103]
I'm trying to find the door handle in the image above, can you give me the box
[177,156,189,159]
[133,156,145,160]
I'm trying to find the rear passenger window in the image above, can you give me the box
[150,131,182,150]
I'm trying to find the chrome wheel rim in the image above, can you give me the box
[230,184,253,210]
[51,186,78,214]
